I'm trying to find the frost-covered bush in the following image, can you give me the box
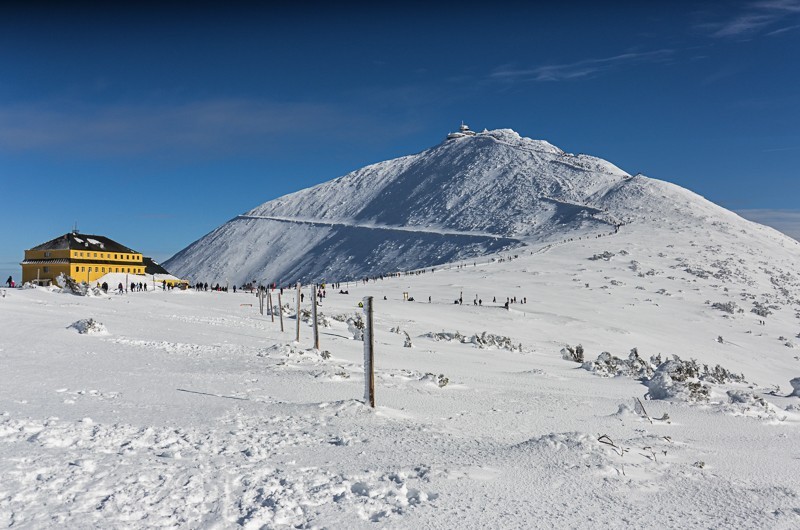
[347,314,364,341]
[425,331,522,352]
[724,389,777,417]
[750,302,772,317]
[712,301,738,314]
[589,251,615,261]
[646,360,710,402]
[581,348,654,379]
[421,373,449,388]
[560,344,584,363]
[469,332,522,352]
[57,274,102,296]
[69,318,108,335]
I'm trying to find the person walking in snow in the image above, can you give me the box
[5,276,12,287]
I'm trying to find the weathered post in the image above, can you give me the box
[278,292,284,332]
[312,284,320,350]
[259,287,264,315]
[268,292,275,322]
[363,296,375,408]
[295,282,301,342]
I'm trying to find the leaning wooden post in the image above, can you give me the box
[295,282,302,342]
[312,284,320,350]
[363,296,375,408]
[278,292,284,332]
[268,292,275,322]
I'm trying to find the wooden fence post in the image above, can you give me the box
[363,296,375,408]
[295,282,301,342]
[312,284,320,350]
[268,292,274,322]
[278,292,284,332]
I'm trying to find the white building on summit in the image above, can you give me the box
[446,122,477,140]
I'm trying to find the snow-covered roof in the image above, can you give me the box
[29,233,139,254]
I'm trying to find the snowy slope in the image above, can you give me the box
[2,220,799,527]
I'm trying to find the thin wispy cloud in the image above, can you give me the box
[737,209,800,241]
[703,0,800,37]
[491,49,674,83]
[0,98,404,159]
[765,23,800,35]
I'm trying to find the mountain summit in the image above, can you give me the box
[164,127,797,285]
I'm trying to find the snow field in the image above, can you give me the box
[2,224,800,528]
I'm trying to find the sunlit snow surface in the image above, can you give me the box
[2,221,800,528]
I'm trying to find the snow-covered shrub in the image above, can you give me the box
[347,314,364,341]
[646,360,710,402]
[56,274,101,296]
[560,344,584,363]
[712,301,738,314]
[750,302,772,317]
[469,332,522,352]
[426,331,466,342]
[582,348,654,379]
[69,318,108,335]
[421,373,449,388]
[589,251,615,261]
[425,331,522,352]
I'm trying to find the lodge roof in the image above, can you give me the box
[29,232,139,254]
[143,257,170,275]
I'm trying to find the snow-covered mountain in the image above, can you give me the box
[164,127,799,286]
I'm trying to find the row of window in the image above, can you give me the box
[74,266,144,274]
[72,251,140,260]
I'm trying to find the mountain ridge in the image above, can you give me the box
[164,128,799,285]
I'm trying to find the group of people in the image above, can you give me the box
[193,282,230,292]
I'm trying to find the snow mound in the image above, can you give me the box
[68,319,108,335]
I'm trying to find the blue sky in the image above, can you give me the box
[1,1,799,282]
